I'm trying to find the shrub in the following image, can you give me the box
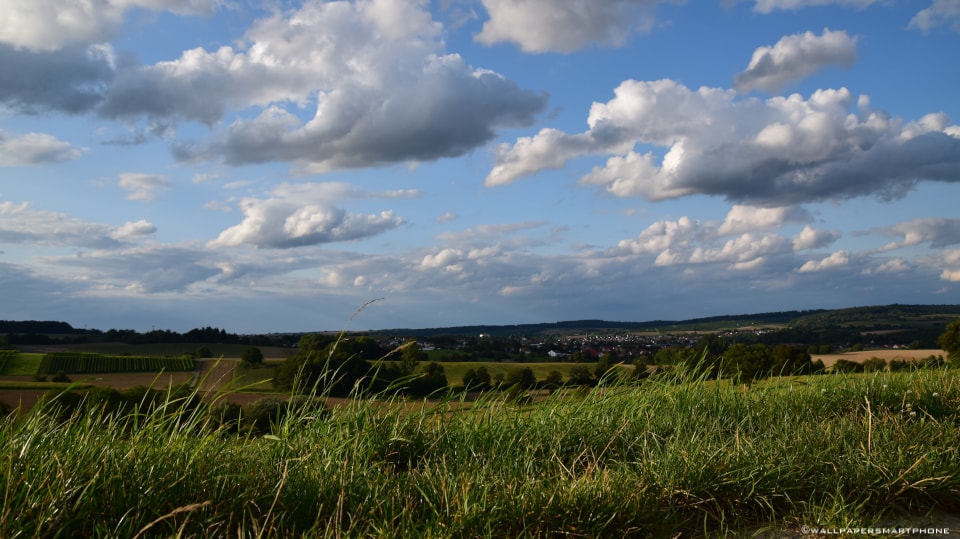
[207,400,243,434]
[862,357,886,373]
[241,346,264,366]
[245,396,288,435]
[832,359,863,374]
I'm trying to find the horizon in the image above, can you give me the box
[4,302,958,335]
[2,1,959,333]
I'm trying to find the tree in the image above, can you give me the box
[770,344,812,376]
[506,367,536,390]
[594,354,616,381]
[241,346,264,365]
[400,341,426,376]
[196,345,213,359]
[938,320,960,364]
[544,370,564,389]
[720,343,771,382]
[567,365,594,386]
[462,366,492,390]
[272,334,369,396]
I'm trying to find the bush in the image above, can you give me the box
[241,346,264,366]
[245,397,288,435]
[862,357,886,373]
[831,359,863,374]
[208,400,243,433]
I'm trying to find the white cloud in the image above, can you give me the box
[718,205,811,235]
[0,199,150,248]
[0,130,82,166]
[474,0,673,53]
[489,79,960,206]
[910,0,960,34]
[862,258,910,275]
[797,250,849,272]
[109,219,157,240]
[208,182,408,249]
[118,173,172,201]
[751,0,877,13]
[792,225,840,250]
[874,217,960,251]
[98,0,545,170]
[436,212,459,223]
[617,216,700,255]
[734,29,857,93]
[0,0,221,51]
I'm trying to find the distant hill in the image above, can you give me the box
[0,320,81,334]
[370,304,960,339]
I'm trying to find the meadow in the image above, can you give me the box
[2,364,959,537]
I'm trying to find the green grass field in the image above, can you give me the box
[3,366,958,537]
[0,353,43,376]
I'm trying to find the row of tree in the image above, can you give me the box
[271,335,447,397]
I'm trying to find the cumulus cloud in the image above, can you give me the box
[792,225,840,250]
[208,182,410,249]
[717,204,811,235]
[474,0,673,53]
[0,200,153,248]
[613,204,843,272]
[488,79,960,206]
[797,250,850,272]
[734,29,857,93]
[874,217,960,251]
[97,0,545,170]
[0,0,221,51]
[940,250,960,281]
[0,130,82,166]
[110,219,158,240]
[0,44,113,113]
[862,258,910,275]
[909,0,960,34]
[750,0,877,13]
[118,173,172,201]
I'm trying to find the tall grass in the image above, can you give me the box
[2,364,959,537]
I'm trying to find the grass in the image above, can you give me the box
[2,366,959,537]
[0,353,42,376]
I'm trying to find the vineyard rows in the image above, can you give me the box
[39,352,196,374]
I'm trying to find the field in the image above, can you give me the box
[812,348,944,368]
[2,366,959,537]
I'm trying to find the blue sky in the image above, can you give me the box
[2,0,959,333]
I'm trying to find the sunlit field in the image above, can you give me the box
[2,364,958,537]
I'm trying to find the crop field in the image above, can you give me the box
[38,352,196,374]
[812,348,944,368]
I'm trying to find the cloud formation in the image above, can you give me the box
[875,218,960,251]
[488,79,960,205]
[96,0,546,170]
[0,200,154,248]
[118,173,172,201]
[209,182,410,249]
[734,29,857,93]
[474,0,672,53]
[0,44,113,113]
[909,0,960,34]
[0,0,221,51]
[0,130,82,166]
[750,0,877,13]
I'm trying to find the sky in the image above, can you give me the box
[1,0,959,333]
